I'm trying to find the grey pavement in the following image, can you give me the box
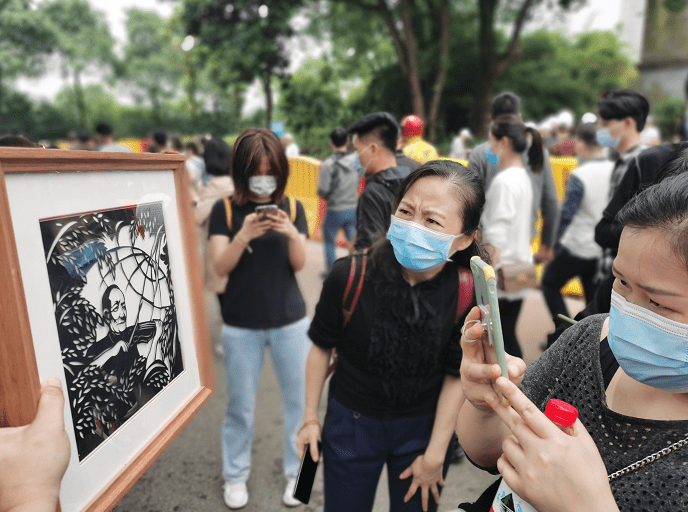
[115,239,584,512]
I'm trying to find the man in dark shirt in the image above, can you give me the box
[348,112,412,250]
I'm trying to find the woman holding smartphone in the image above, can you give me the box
[457,162,688,511]
[479,114,544,358]
[298,161,486,512]
[208,128,309,509]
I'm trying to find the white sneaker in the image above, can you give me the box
[223,481,248,509]
[282,477,301,507]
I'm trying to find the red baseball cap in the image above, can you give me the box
[401,115,423,137]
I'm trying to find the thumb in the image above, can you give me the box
[399,464,413,480]
[30,378,66,433]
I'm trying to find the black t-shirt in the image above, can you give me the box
[308,251,468,419]
[208,197,308,329]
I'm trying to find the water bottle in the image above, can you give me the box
[491,398,579,512]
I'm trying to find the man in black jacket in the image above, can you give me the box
[348,112,412,250]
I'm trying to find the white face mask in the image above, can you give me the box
[249,175,277,198]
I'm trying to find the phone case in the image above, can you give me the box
[469,256,508,379]
[293,442,321,504]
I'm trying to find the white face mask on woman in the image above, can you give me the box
[249,175,277,198]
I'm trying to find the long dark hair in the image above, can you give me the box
[369,159,487,276]
[490,114,544,174]
[231,128,289,206]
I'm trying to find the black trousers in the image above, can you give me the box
[541,247,597,321]
[497,298,523,359]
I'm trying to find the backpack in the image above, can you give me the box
[326,250,474,376]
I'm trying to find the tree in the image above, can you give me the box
[0,0,55,126]
[39,0,115,130]
[120,9,184,118]
[179,0,307,126]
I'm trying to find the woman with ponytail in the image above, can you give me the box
[480,114,545,358]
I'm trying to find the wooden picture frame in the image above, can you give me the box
[0,149,214,511]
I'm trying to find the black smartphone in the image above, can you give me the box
[255,204,278,219]
[293,442,321,504]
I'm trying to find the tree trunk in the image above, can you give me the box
[426,0,451,143]
[73,70,87,130]
[260,71,273,128]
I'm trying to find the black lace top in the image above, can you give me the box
[308,250,468,419]
[521,314,688,511]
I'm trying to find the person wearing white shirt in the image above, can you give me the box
[480,114,544,358]
[283,133,300,157]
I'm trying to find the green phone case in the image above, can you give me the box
[470,256,508,378]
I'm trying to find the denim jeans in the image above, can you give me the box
[323,208,357,271]
[221,316,310,483]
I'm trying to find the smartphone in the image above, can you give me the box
[293,442,321,504]
[469,256,508,380]
[255,204,278,219]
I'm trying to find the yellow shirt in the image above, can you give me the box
[402,136,438,164]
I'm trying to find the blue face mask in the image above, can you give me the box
[608,290,688,393]
[596,128,620,149]
[352,144,372,177]
[387,215,463,272]
[484,146,499,166]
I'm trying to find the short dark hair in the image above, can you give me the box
[347,112,399,153]
[185,142,199,155]
[491,92,521,118]
[171,136,183,152]
[330,127,348,148]
[95,123,112,137]
[231,128,290,206]
[598,89,649,132]
[204,138,232,177]
[152,130,167,147]
[617,147,688,270]
[0,135,40,147]
[575,123,600,148]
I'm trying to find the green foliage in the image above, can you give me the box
[654,95,686,139]
[664,0,688,12]
[120,9,184,109]
[497,30,637,121]
[277,58,346,154]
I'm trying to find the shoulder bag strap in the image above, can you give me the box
[223,197,232,231]
[455,267,474,324]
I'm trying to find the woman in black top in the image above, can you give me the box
[208,128,310,509]
[298,161,486,512]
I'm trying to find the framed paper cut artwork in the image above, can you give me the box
[0,149,213,512]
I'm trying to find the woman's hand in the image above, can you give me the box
[266,209,300,240]
[399,454,445,512]
[296,421,321,463]
[0,378,71,512]
[235,212,272,244]
[488,377,619,512]
[459,306,526,412]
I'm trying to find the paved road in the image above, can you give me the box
[115,240,583,511]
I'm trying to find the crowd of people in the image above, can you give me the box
[3,81,688,512]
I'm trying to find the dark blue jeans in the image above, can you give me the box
[321,396,452,512]
[541,246,598,322]
[323,208,357,271]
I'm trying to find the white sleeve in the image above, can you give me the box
[481,178,516,251]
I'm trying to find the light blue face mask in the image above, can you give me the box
[352,144,372,177]
[387,215,463,272]
[596,128,620,149]
[484,146,499,166]
[249,175,277,198]
[608,290,688,393]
